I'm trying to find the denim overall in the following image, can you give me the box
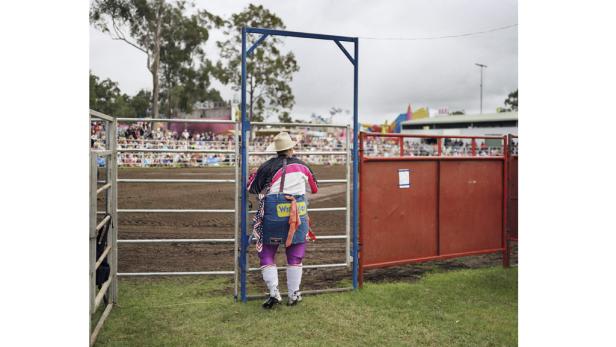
[261,159,309,245]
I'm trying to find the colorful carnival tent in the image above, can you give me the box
[361,104,429,133]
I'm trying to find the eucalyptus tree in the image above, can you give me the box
[505,89,518,111]
[90,0,222,118]
[215,4,299,122]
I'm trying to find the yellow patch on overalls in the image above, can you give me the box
[276,202,307,217]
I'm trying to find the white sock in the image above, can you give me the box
[262,266,279,297]
[286,265,303,299]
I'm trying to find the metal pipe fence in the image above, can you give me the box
[361,132,506,159]
[117,238,234,244]
[89,110,118,346]
[118,178,235,183]
[90,112,243,343]
[98,138,347,151]
[117,117,236,124]
[239,122,354,301]
[114,118,241,285]
[91,113,354,304]
[118,270,235,277]
[118,208,235,213]
[92,120,351,168]
[92,145,349,168]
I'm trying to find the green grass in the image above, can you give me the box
[96,267,517,346]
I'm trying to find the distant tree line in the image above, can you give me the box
[90,71,152,117]
[498,89,518,113]
[90,1,298,121]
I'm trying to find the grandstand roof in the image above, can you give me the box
[401,112,517,126]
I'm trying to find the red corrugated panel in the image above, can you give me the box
[438,160,504,254]
[360,161,438,266]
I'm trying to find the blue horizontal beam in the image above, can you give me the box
[246,27,355,43]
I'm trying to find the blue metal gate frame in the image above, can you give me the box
[239,27,359,302]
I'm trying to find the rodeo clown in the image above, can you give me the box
[248,131,318,308]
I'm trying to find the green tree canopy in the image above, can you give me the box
[161,61,223,116]
[90,71,134,117]
[90,0,222,118]
[130,89,152,117]
[505,89,518,111]
[278,112,293,123]
[215,4,299,122]
[90,72,153,117]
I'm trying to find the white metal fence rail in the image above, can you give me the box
[89,110,118,346]
[113,117,241,300]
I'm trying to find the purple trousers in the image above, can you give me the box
[258,242,305,267]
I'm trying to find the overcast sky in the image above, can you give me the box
[89,0,517,124]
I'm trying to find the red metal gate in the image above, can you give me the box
[358,132,510,286]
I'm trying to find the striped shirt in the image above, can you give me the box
[248,155,318,196]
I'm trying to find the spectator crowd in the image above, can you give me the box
[91,122,510,168]
[362,136,505,157]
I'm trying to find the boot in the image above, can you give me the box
[262,292,282,309]
[287,291,302,306]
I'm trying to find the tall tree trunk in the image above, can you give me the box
[152,68,159,118]
[151,4,163,118]
[164,76,171,116]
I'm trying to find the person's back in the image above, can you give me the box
[249,155,318,197]
[247,132,318,308]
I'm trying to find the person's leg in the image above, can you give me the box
[285,242,306,304]
[259,244,280,299]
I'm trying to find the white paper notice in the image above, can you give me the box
[398,169,410,188]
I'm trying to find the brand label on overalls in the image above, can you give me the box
[276,201,307,217]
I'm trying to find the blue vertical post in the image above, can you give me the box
[240,27,248,302]
[352,38,359,289]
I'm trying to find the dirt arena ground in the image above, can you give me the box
[97,165,517,295]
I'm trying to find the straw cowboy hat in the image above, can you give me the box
[267,132,297,152]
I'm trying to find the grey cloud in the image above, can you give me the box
[90,0,517,123]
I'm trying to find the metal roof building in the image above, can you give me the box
[400,112,518,136]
